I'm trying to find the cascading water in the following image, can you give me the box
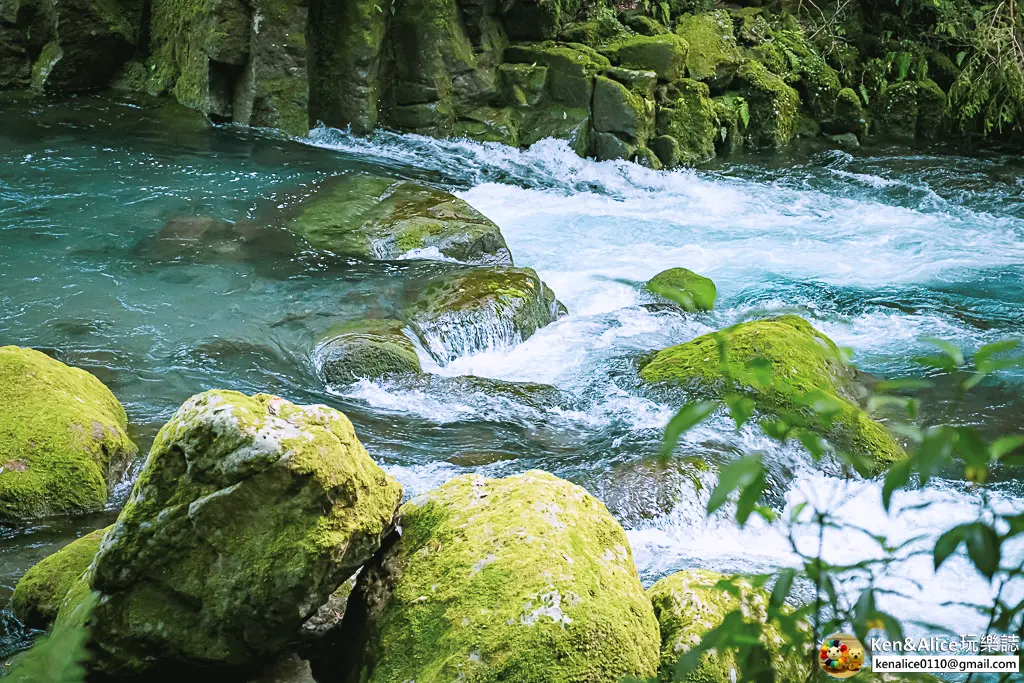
[1,95,1022,668]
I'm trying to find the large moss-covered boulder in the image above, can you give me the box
[55,390,403,678]
[504,42,609,109]
[316,319,422,384]
[646,267,716,312]
[11,526,110,630]
[0,346,137,521]
[639,316,905,468]
[874,81,918,140]
[829,87,867,136]
[605,34,689,82]
[655,78,717,166]
[916,78,946,139]
[736,61,800,149]
[648,569,810,682]
[329,470,661,682]
[593,74,655,143]
[674,11,741,90]
[283,175,512,264]
[406,267,566,364]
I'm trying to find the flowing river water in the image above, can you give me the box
[1,93,1023,666]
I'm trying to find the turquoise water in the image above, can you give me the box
[1,92,1023,660]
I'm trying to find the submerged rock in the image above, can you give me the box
[648,569,810,682]
[54,390,403,678]
[324,470,660,682]
[316,319,423,384]
[646,267,716,312]
[11,526,110,630]
[283,175,512,264]
[0,346,137,521]
[406,267,566,364]
[639,316,905,469]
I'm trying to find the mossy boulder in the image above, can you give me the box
[498,63,548,107]
[592,130,636,161]
[504,43,609,109]
[829,87,867,136]
[559,16,626,46]
[604,34,689,82]
[674,11,741,90]
[648,569,810,682]
[316,319,422,384]
[56,390,403,678]
[874,81,918,140]
[406,267,566,364]
[11,526,110,630]
[916,78,946,139]
[519,105,592,155]
[736,61,800,149]
[0,346,137,521]
[283,175,512,264]
[593,74,655,144]
[330,470,661,682]
[655,78,718,165]
[502,0,589,41]
[646,268,716,312]
[639,316,905,469]
[626,15,669,36]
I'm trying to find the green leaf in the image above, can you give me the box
[974,339,1020,370]
[724,393,755,430]
[934,522,1001,579]
[921,337,965,367]
[747,357,773,388]
[992,435,1024,460]
[883,458,913,511]
[735,468,766,526]
[873,378,934,392]
[661,401,718,460]
[770,568,795,608]
[707,455,764,515]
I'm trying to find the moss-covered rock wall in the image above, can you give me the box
[0,0,1006,160]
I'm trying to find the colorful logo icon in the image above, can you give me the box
[819,633,865,678]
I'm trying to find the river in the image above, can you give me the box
[1,93,1022,666]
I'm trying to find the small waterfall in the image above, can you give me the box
[412,301,527,364]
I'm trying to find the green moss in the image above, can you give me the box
[407,267,564,363]
[68,390,403,676]
[0,347,136,521]
[593,75,655,143]
[874,81,918,140]
[11,527,110,630]
[831,87,866,136]
[648,569,810,683]
[30,42,63,90]
[655,78,717,165]
[518,106,591,155]
[626,15,668,36]
[639,316,905,469]
[454,107,521,147]
[646,267,716,312]
[504,43,609,109]
[341,470,661,682]
[284,174,511,264]
[736,60,800,149]
[559,15,625,47]
[674,11,741,89]
[306,0,388,133]
[604,34,689,82]
[498,63,548,107]
[916,78,946,140]
[316,319,423,383]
